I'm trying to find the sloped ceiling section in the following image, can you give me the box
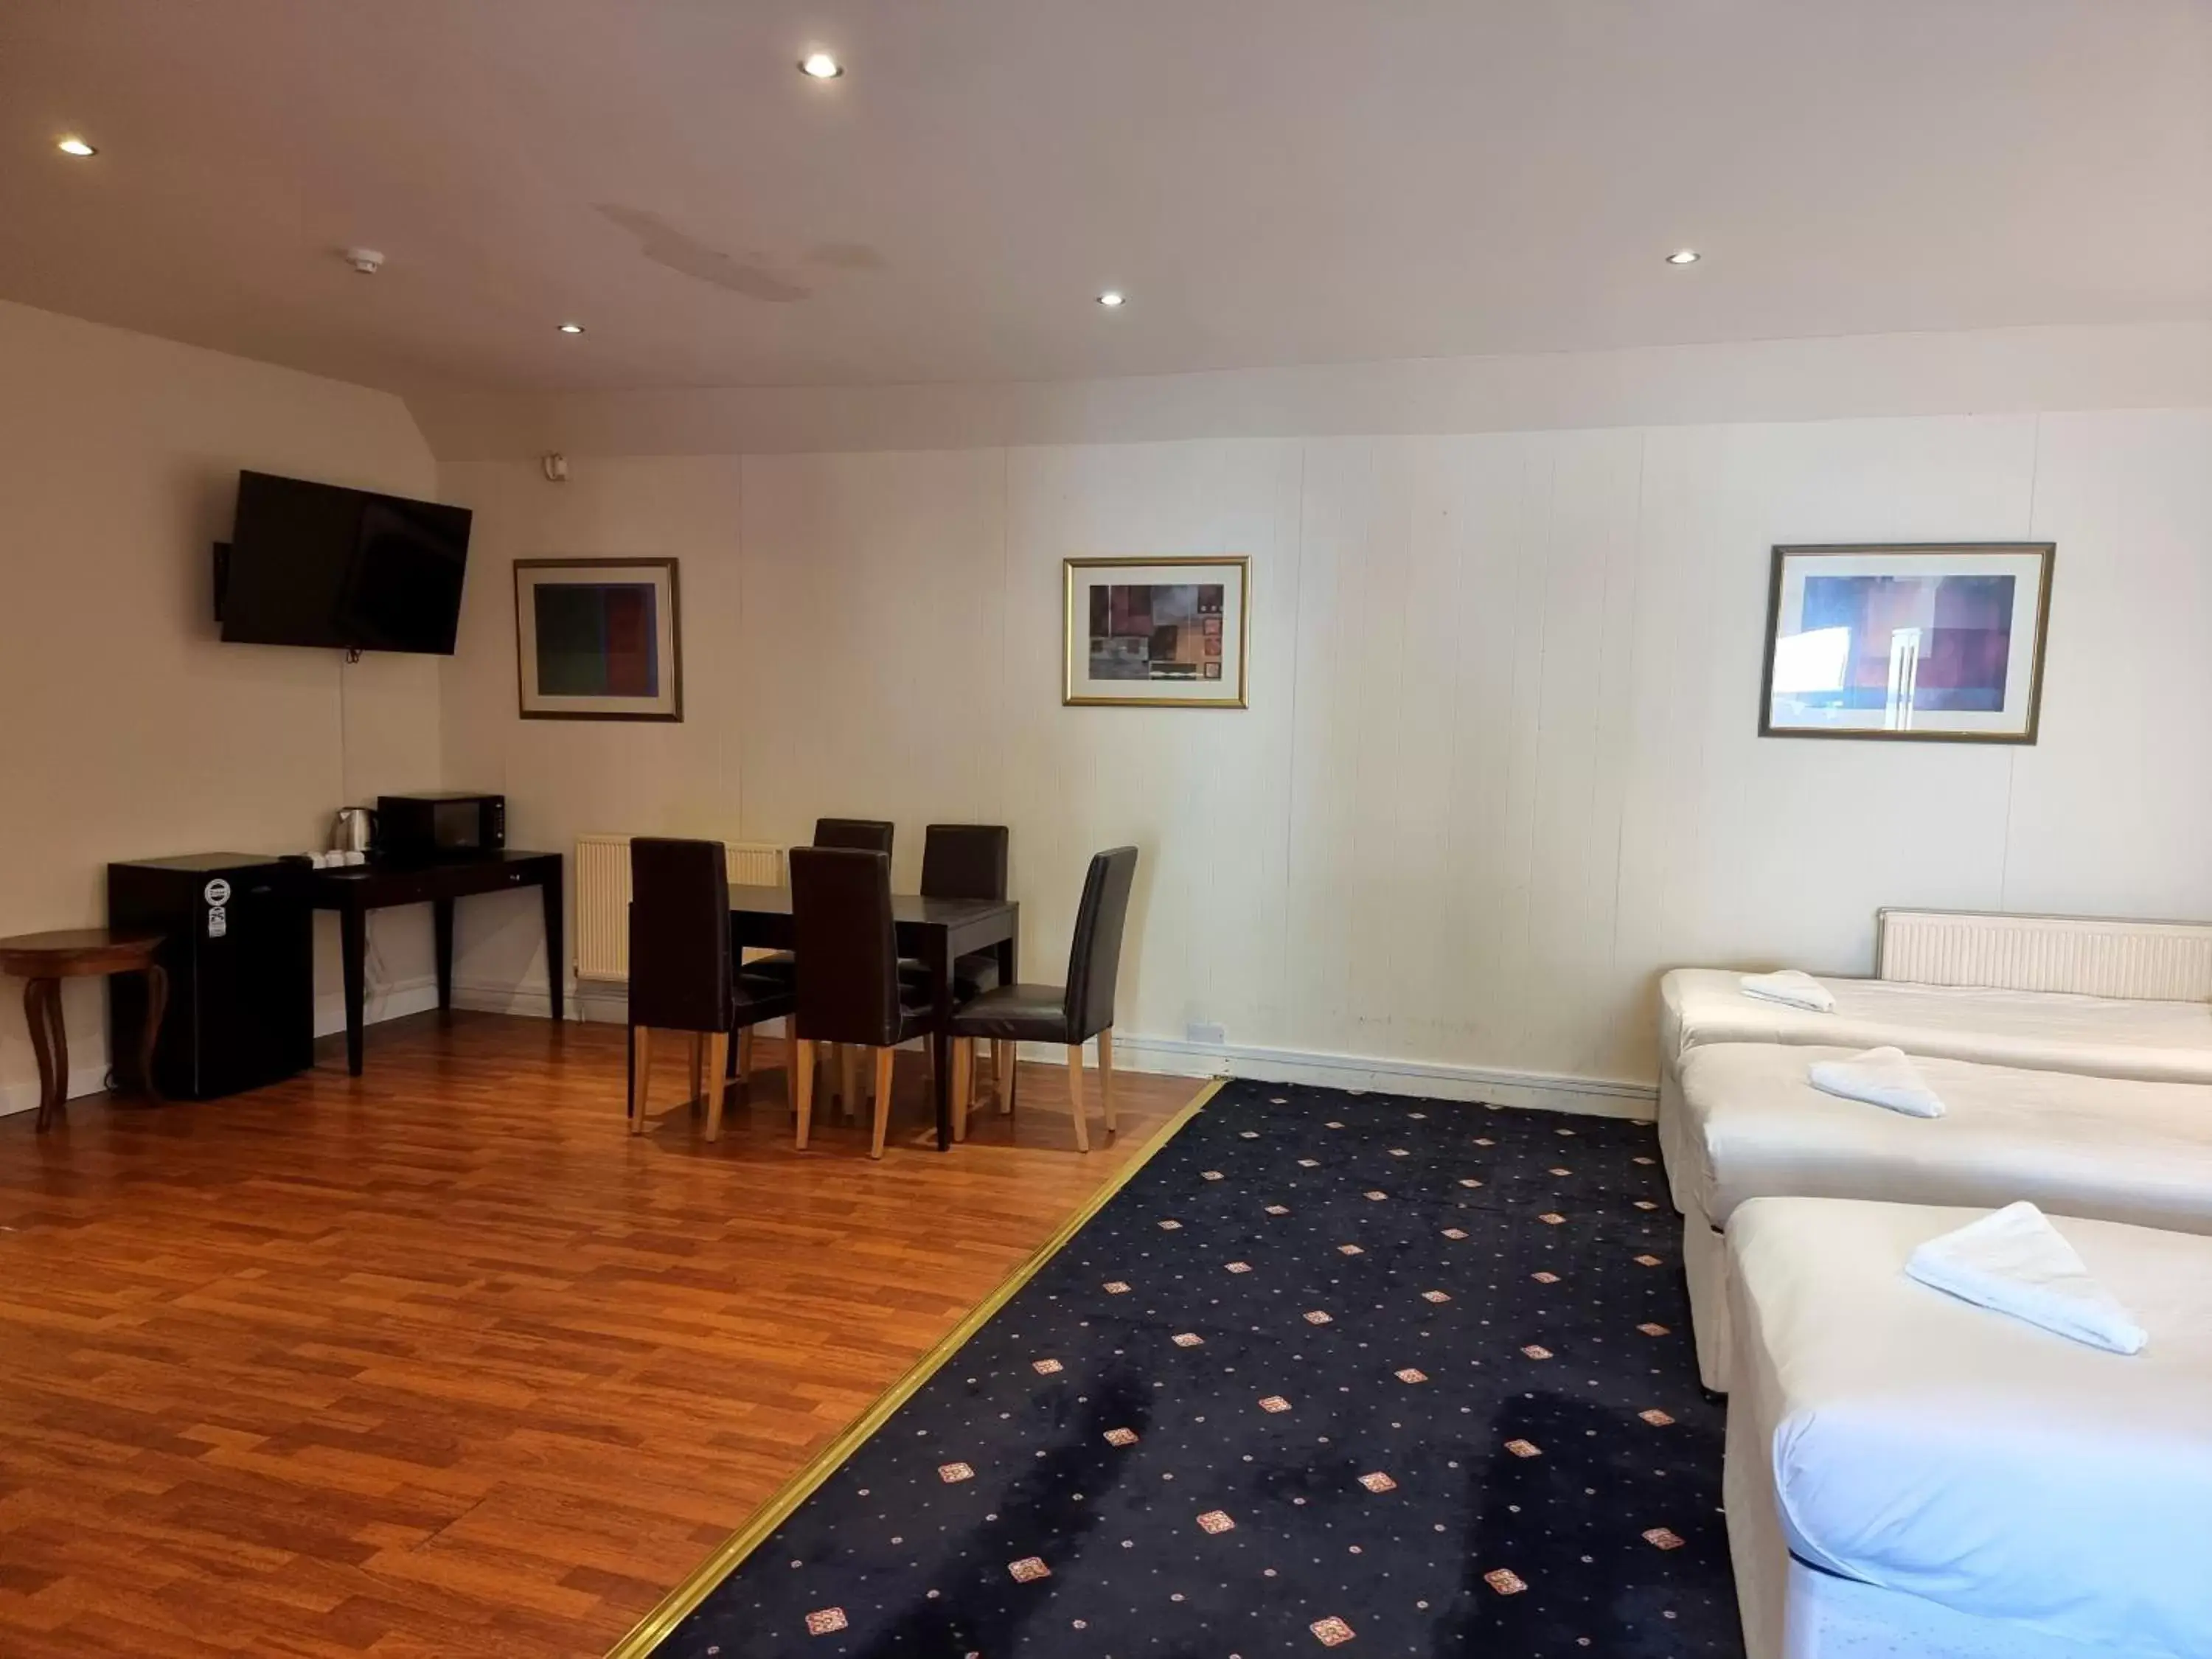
[403,321,2212,462]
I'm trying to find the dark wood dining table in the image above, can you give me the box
[727,885,1018,1150]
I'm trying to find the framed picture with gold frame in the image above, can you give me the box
[1759,542,2054,742]
[1062,556,1251,708]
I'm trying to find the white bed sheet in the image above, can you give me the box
[1725,1331,2148,1659]
[1728,1197,2212,1659]
[1678,1043,2212,1230]
[1725,1382,2129,1659]
[1659,968,2212,1080]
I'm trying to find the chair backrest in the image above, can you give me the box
[813,817,895,857]
[628,837,731,1033]
[1062,846,1139,1041]
[921,824,1009,902]
[789,846,902,1046]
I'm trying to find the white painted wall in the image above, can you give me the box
[13,301,2202,1119]
[0,299,445,1116]
[438,403,2212,1108]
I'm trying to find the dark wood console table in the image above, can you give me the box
[0,928,167,1132]
[305,850,563,1075]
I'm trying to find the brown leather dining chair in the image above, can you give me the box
[812,817,894,856]
[945,846,1138,1152]
[904,823,1011,1101]
[750,821,897,970]
[627,837,795,1143]
[914,824,1008,991]
[748,821,895,976]
[787,846,936,1158]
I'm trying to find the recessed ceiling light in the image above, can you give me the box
[1096,291,1127,308]
[800,52,844,79]
[1666,248,1701,265]
[557,322,585,335]
[56,136,97,157]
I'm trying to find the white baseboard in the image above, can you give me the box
[1096,1033,1657,1121]
[5,973,1654,1125]
[314,975,440,1038]
[0,1059,113,1119]
[452,977,624,1022]
[0,975,444,1119]
[455,980,1655,1122]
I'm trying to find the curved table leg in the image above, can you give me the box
[25,978,63,1133]
[139,962,168,1104]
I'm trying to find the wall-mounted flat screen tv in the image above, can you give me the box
[218,470,472,654]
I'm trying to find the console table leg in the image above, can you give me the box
[541,875,565,1023]
[433,897,455,1015]
[340,906,366,1077]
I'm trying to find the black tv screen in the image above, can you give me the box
[219,470,471,654]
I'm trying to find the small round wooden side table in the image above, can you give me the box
[0,929,167,1133]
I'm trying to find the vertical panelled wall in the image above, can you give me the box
[439,406,2212,1097]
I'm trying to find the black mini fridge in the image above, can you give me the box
[107,853,313,1099]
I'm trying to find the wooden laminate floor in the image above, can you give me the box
[0,1012,1202,1658]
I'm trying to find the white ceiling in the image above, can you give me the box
[2,0,2207,397]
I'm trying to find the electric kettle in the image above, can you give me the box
[330,806,378,856]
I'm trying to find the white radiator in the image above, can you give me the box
[574,835,786,981]
[1875,908,2212,1003]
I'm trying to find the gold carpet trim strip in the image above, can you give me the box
[605,1077,1228,1658]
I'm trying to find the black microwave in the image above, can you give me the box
[376,793,506,860]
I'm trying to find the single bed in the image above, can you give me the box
[1725,1197,2212,1659]
[1659,967,2212,1079]
[1656,967,2212,1211]
[1674,1042,2212,1388]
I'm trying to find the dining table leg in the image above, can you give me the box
[994,928,1019,1115]
[930,928,954,1151]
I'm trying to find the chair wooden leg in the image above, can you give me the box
[870,1046,895,1160]
[630,1026,653,1135]
[689,1034,703,1112]
[1065,1043,1091,1153]
[793,1037,816,1150]
[736,1026,753,1081]
[953,1038,973,1143]
[995,1040,1014,1113]
[840,1044,859,1124]
[704,1032,730,1141]
[1099,1026,1116,1138]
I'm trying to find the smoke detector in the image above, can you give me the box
[342,247,385,274]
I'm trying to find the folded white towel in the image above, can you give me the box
[1907,1201,2147,1355]
[1808,1046,1946,1118]
[1739,970,1836,1013]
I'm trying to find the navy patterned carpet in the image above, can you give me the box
[658,1079,1742,1658]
